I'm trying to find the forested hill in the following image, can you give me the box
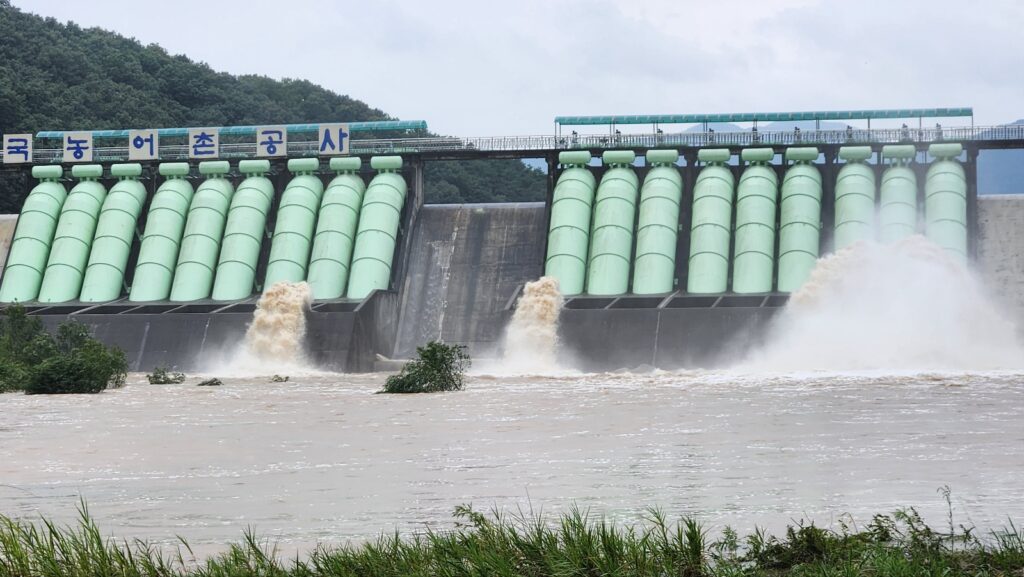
[0,2,546,212]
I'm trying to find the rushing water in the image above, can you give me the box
[1,370,1022,553]
[499,276,564,373]
[212,282,313,376]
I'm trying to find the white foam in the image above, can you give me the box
[206,281,330,377]
[739,236,1024,372]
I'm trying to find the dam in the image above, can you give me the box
[1,108,1023,372]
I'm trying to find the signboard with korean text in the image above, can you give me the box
[62,131,93,163]
[317,123,350,156]
[129,129,159,161]
[257,126,287,157]
[188,128,219,159]
[2,134,32,164]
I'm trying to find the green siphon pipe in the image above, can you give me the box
[211,160,275,301]
[732,148,778,293]
[833,146,876,251]
[587,150,639,296]
[346,156,407,299]
[925,143,967,262]
[879,145,918,244]
[263,158,325,288]
[776,147,822,293]
[687,148,734,294]
[0,165,67,303]
[307,157,366,300]
[169,161,234,301]
[37,164,107,303]
[632,149,681,295]
[79,163,148,302]
[544,151,596,296]
[129,163,195,302]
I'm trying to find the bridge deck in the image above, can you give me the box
[3,125,1023,166]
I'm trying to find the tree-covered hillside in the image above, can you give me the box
[0,2,546,212]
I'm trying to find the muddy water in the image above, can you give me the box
[1,370,1022,553]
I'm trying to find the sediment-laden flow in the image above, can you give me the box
[501,276,564,371]
[742,235,1023,371]
[243,281,313,365]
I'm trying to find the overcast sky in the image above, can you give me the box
[15,0,1024,135]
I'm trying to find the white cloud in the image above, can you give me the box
[13,0,1023,134]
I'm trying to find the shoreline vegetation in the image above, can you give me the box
[0,504,1021,577]
[380,341,470,394]
[0,304,127,395]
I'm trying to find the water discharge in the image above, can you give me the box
[494,276,566,373]
[212,281,315,375]
[741,236,1024,372]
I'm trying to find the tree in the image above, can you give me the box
[0,304,127,394]
[0,5,546,212]
[380,341,470,394]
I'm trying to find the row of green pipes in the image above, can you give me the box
[0,156,408,304]
[545,142,967,296]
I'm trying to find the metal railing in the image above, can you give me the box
[3,125,1022,164]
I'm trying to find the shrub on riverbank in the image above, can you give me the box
[0,304,127,394]
[381,340,470,394]
[0,505,1021,576]
[147,365,186,384]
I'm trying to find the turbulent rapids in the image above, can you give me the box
[497,276,565,373]
[212,281,314,373]
[487,237,1024,375]
[741,236,1024,372]
[245,282,313,363]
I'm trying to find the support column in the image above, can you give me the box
[964,145,979,260]
[676,150,698,291]
[820,148,837,254]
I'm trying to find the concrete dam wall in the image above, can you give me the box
[977,194,1024,324]
[1,146,1022,372]
[394,202,547,359]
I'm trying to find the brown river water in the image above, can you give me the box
[1,369,1022,554]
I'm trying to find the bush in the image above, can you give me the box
[0,304,127,395]
[381,341,470,394]
[147,365,186,384]
[0,363,29,393]
[25,339,127,395]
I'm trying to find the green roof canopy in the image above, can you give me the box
[554,108,973,126]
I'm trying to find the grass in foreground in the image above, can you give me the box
[1,503,1022,577]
